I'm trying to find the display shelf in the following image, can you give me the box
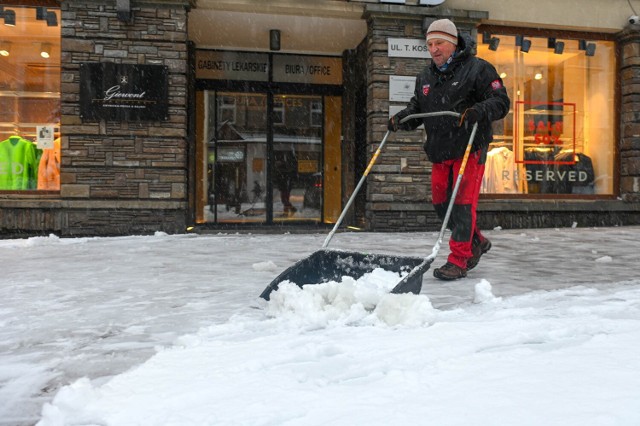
[0,91,60,99]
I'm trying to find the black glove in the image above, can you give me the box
[388,116,400,132]
[389,114,411,132]
[459,107,480,127]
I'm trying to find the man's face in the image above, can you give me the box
[427,38,457,67]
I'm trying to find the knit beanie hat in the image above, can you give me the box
[426,19,458,45]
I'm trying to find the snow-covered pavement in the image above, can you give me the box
[1,226,639,425]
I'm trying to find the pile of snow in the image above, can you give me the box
[37,273,640,426]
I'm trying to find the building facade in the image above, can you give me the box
[0,0,639,236]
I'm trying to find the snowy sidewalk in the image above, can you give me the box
[1,226,639,425]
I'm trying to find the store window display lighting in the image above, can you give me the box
[476,32,615,196]
[0,4,61,191]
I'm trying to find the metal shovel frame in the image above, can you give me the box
[259,112,478,300]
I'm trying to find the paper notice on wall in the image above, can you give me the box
[389,76,416,102]
[36,125,55,149]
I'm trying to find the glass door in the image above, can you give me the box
[196,91,268,224]
[195,90,341,225]
[271,94,323,222]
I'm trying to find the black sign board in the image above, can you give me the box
[80,63,169,121]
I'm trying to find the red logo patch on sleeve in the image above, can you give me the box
[422,84,430,96]
[491,79,503,90]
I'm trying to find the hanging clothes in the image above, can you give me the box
[0,135,39,190]
[524,148,557,194]
[553,151,595,194]
[38,138,61,190]
[482,146,518,193]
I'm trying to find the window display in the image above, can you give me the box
[0,4,61,191]
[476,32,615,196]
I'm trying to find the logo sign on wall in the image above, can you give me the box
[79,63,169,121]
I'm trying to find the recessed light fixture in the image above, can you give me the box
[0,41,11,57]
[40,43,52,59]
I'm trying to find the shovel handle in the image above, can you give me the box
[399,111,461,123]
[322,111,472,252]
[322,130,391,248]
[430,122,479,259]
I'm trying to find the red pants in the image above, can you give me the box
[431,151,486,269]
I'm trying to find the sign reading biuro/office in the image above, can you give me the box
[80,63,169,121]
[195,50,342,85]
[272,55,342,85]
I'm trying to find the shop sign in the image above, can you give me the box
[388,38,431,58]
[272,55,342,85]
[196,51,268,82]
[389,75,416,102]
[514,101,576,165]
[79,63,168,121]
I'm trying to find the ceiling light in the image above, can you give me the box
[534,71,543,80]
[0,41,11,57]
[515,35,523,47]
[40,43,52,59]
[270,29,281,51]
[2,9,16,26]
[488,37,500,51]
[46,11,58,27]
[36,7,47,20]
[499,72,507,79]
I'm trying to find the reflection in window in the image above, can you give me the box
[273,97,285,126]
[310,99,322,127]
[217,96,236,124]
[476,33,615,196]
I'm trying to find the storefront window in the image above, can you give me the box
[0,4,60,191]
[476,33,615,196]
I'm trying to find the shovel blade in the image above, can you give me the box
[260,249,428,300]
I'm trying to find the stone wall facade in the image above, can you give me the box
[360,4,640,232]
[0,0,192,237]
[59,0,191,236]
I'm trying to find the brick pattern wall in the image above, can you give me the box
[59,0,191,236]
[619,25,640,203]
[361,5,640,232]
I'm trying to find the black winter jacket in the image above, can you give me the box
[394,34,510,164]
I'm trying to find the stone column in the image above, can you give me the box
[619,24,640,202]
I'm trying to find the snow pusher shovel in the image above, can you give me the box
[259,112,478,301]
